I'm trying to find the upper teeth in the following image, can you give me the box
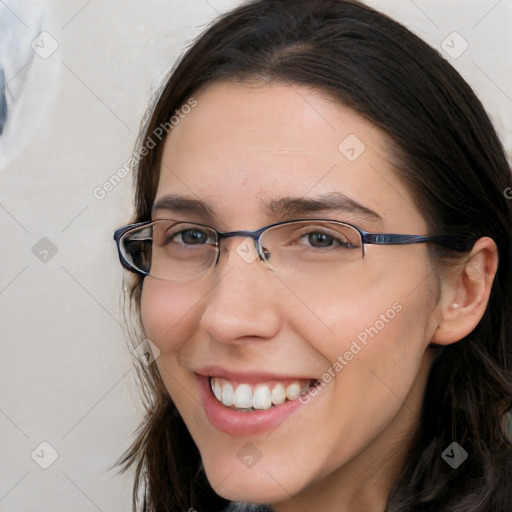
[210,377,310,410]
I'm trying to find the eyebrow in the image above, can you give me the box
[152,191,382,223]
[261,192,382,222]
[152,195,216,220]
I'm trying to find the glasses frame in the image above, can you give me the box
[114,218,475,278]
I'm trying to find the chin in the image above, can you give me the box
[201,456,303,505]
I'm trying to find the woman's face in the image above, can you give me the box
[141,81,440,509]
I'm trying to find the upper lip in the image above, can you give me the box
[195,365,316,384]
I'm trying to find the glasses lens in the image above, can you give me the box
[260,220,363,275]
[121,225,152,274]
[122,221,219,281]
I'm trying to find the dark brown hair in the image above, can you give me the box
[117,1,512,510]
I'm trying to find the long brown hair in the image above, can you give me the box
[116,1,512,510]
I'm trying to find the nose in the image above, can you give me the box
[199,239,282,344]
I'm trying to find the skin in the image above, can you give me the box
[140,81,498,511]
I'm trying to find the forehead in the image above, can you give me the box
[156,81,423,230]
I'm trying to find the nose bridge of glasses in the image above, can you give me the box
[217,229,262,250]
[219,229,262,241]
[216,229,266,264]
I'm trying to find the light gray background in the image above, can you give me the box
[1,1,510,510]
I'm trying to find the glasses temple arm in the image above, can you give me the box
[363,233,475,251]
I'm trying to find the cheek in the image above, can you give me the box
[306,295,428,408]
[290,250,432,351]
[298,254,433,412]
[140,279,206,421]
[140,278,203,354]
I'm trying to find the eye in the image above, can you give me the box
[173,228,212,245]
[300,229,356,249]
[305,231,336,248]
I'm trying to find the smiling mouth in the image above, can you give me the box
[209,376,315,412]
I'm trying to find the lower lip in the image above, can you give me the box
[198,375,308,436]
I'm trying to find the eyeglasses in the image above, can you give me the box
[114,218,474,282]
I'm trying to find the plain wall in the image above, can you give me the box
[1,1,510,510]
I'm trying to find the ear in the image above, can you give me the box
[431,237,498,345]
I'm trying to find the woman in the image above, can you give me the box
[114,0,512,510]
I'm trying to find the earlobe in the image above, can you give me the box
[431,237,498,346]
